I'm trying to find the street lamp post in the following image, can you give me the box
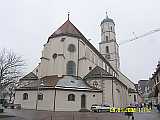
[35,69,39,110]
[51,87,57,120]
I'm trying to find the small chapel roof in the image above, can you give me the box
[16,75,101,92]
[84,66,112,80]
[18,75,60,88]
[56,76,90,89]
[19,72,38,81]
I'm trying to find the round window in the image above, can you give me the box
[68,44,76,52]
[52,53,57,59]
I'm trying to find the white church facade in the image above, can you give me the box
[15,13,138,111]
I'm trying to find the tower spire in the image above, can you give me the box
[106,11,108,18]
[67,12,70,20]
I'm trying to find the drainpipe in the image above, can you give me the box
[35,69,39,110]
[77,39,80,78]
[112,77,114,107]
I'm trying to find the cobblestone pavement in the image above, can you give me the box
[0,109,128,120]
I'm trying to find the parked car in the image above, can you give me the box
[91,104,110,112]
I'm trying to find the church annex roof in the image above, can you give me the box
[56,76,90,89]
[18,75,60,88]
[48,19,117,75]
[19,72,38,81]
[84,66,112,80]
[16,75,101,92]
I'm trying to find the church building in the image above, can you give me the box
[15,13,137,111]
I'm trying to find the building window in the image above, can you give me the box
[68,94,75,101]
[93,81,98,88]
[110,26,113,31]
[68,44,76,52]
[52,53,57,59]
[66,61,76,75]
[61,38,65,42]
[38,93,43,100]
[106,36,109,42]
[106,46,109,53]
[23,93,28,100]
[134,95,136,102]
[89,67,92,70]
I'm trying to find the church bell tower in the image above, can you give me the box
[99,12,120,70]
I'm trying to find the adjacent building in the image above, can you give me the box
[152,61,160,104]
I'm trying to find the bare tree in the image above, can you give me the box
[0,49,25,99]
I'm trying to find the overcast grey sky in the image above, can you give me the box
[0,0,160,83]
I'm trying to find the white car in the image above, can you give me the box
[91,104,110,112]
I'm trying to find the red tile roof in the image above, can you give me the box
[50,20,84,40]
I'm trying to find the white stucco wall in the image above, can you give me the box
[15,89,102,111]
[15,90,55,110]
[55,90,102,111]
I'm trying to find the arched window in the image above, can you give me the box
[106,36,109,42]
[106,46,109,53]
[110,26,113,31]
[68,44,76,52]
[23,93,28,100]
[38,93,43,100]
[66,61,76,75]
[68,94,75,101]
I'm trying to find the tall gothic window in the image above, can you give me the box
[68,94,75,101]
[23,93,28,100]
[66,61,76,75]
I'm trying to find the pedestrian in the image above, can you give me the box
[157,104,160,112]
[150,102,152,109]
[125,105,134,120]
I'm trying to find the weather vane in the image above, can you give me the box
[106,11,108,18]
[67,12,70,20]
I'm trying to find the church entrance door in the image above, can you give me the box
[81,94,86,108]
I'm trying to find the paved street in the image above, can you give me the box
[0,109,127,120]
[0,108,160,120]
[133,108,160,120]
